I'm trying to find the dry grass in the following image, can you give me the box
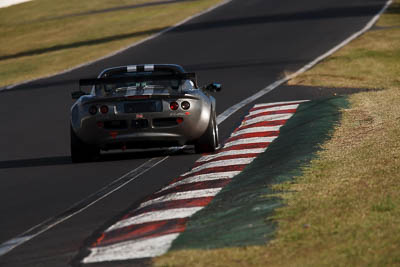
[0,0,223,87]
[288,2,400,90]
[154,1,400,266]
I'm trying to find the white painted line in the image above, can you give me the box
[252,100,308,109]
[0,236,33,256]
[107,207,204,232]
[217,1,392,125]
[190,157,255,173]
[2,0,393,258]
[231,126,282,137]
[82,103,292,261]
[0,0,32,8]
[161,172,239,191]
[248,104,300,116]
[197,148,267,162]
[243,113,294,126]
[0,0,235,257]
[83,233,180,263]
[139,188,223,210]
[80,0,395,260]
[0,155,171,257]
[224,137,277,149]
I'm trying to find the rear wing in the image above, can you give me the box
[72,72,197,99]
[79,72,197,87]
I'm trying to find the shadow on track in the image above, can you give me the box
[2,58,308,92]
[0,4,386,62]
[0,156,72,169]
[0,147,193,169]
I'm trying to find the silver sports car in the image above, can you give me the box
[70,64,221,162]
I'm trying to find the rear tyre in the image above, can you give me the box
[194,114,218,153]
[214,116,220,149]
[70,126,100,163]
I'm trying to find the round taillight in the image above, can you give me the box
[176,117,184,124]
[181,101,190,110]
[100,105,109,114]
[89,105,97,115]
[170,102,179,110]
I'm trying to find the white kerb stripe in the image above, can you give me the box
[248,104,299,116]
[231,126,282,137]
[179,155,256,177]
[253,100,309,108]
[127,65,137,72]
[224,137,277,149]
[145,64,154,71]
[243,113,294,126]
[139,188,223,210]
[190,157,255,173]
[78,0,392,260]
[198,148,267,162]
[83,233,180,263]
[162,172,239,191]
[107,207,203,232]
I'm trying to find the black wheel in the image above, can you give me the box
[70,126,100,163]
[194,114,218,153]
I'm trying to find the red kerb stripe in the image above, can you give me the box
[244,109,297,121]
[94,218,188,247]
[89,101,302,252]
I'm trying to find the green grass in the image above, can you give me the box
[0,0,223,87]
[154,1,400,266]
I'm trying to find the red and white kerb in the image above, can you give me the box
[82,100,307,263]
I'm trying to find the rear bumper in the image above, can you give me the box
[72,113,210,150]
[71,93,213,150]
[95,132,188,150]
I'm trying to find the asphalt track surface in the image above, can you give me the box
[0,0,387,266]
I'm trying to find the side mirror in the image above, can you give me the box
[71,90,87,99]
[204,83,222,92]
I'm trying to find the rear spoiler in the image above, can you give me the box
[72,73,197,99]
[79,73,196,86]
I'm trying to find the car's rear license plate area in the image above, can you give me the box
[132,119,149,129]
[153,118,180,127]
[124,100,162,113]
[104,120,127,129]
